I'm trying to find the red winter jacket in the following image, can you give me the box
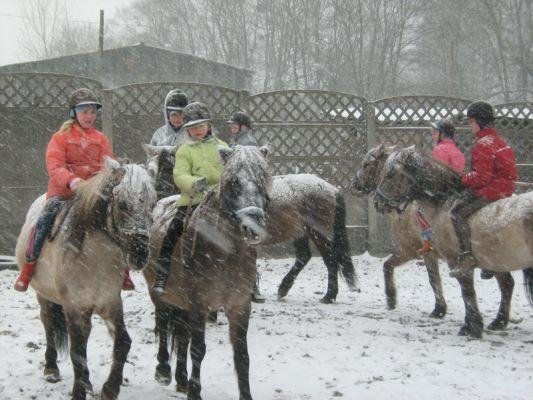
[432,138,466,173]
[462,127,517,200]
[45,124,113,199]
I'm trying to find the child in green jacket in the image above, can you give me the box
[153,102,228,293]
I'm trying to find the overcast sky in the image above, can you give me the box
[0,0,133,66]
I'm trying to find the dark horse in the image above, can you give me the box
[143,145,272,400]
[15,159,157,400]
[376,146,533,338]
[143,143,359,302]
[352,144,446,317]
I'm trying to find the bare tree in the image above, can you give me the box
[18,0,67,60]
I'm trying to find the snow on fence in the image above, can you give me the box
[1,72,531,257]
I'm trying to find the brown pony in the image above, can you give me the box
[143,145,272,400]
[353,144,446,318]
[376,146,533,338]
[143,143,359,302]
[15,158,157,400]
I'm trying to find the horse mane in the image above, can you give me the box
[400,148,463,205]
[61,167,124,251]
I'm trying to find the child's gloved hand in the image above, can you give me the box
[192,177,208,193]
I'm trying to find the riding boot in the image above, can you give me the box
[14,261,37,292]
[122,269,135,291]
[153,253,172,295]
[417,239,433,254]
[251,274,265,303]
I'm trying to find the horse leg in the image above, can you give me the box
[487,272,514,330]
[310,233,339,303]
[277,236,311,300]
[332,192,360,292]
[154,301,172,385]
[422,252,447,318]
[456,271,484,339]
[226,303,253,400]
[173,307,190,393]
[383,255,400,310]
[100,302,131,400]
[37,295,67,383]
[187,311,207,400]
[65,310,93,400]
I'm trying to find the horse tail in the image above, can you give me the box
[49,302,68,355]
[168,305,190,356]
[333,191,360,292]
[523,268,533,307]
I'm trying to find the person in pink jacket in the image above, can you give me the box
[416,119,465,253]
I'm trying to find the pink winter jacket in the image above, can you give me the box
[432,138,465,173]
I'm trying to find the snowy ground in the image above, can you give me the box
[1,253,532,400]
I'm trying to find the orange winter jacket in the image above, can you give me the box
[45,124,113,199]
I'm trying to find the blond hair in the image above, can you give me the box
[59,119,75,134]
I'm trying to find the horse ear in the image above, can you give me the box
[258,144,270,158]
[219,146,233,165]
[105,156,121,171]
[104,157,125,184]
[142,143,157,157]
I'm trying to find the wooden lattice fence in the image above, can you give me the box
[0,72,532,257]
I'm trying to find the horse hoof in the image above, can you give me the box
[277,287,290,300]
[100,383,118,400]
[429,306,446,319]
[320,296,335,304]
[457,325,482,339]
[44,367,61,383]
[155,371,172,386]
[487,320,507,331]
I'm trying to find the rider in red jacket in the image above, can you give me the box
[449,101,517,278]
[14,88,135,291]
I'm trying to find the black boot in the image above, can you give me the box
[251,274,265,303]
[153,272,168,295]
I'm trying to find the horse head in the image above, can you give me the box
[352,144,397,195]
[142,143,178,199]
[376,146,462,210]
[75,157,157,270]
[218,145,271,246]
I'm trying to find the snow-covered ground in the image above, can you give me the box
[1,253,532,400]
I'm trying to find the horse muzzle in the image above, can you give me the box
[122,230,150,270]
[234,206,267,246]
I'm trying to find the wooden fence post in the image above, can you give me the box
[101,89,114,145]
[364,101,381,255]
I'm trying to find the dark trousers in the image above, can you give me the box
[27,196,65,262]
[156,205,196,279]
[450,190,490,255]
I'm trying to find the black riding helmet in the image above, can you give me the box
[466,101,495,129]
[68,88,101,118]
[165,89,188,113]
[227,111,252,129]
[182,102,211,128]
[431,119,456,142]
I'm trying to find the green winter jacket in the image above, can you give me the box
[173,135,228,207]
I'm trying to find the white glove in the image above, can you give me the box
[192,177,208,193]
[69,177,83,191]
